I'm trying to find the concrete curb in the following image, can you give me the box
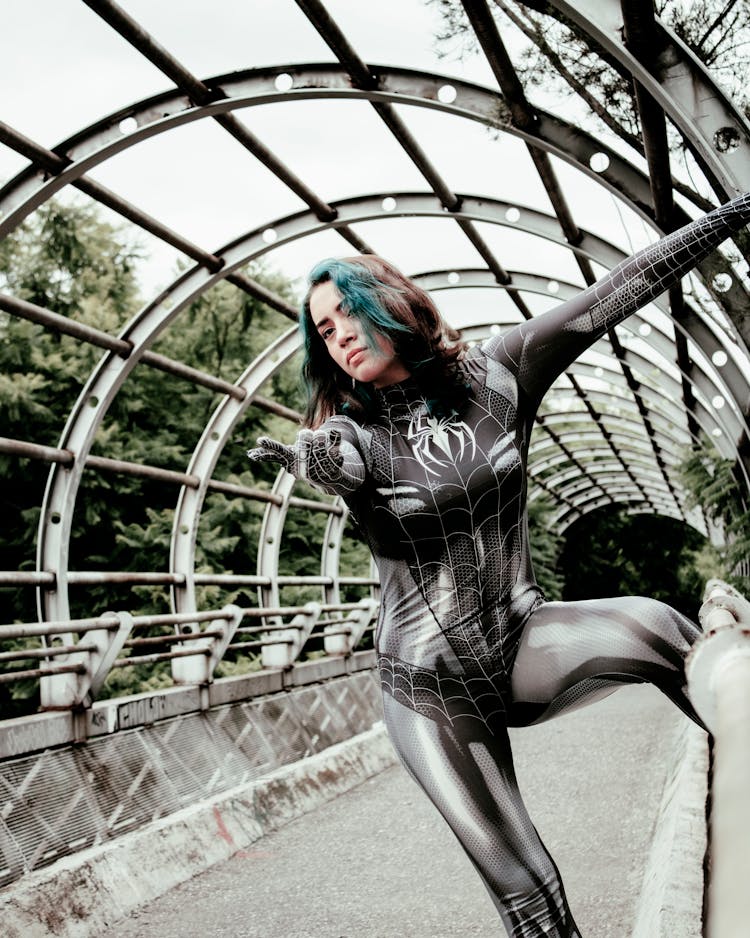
[0,722,397,938]
[632,720,708,938]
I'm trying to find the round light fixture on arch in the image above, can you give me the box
[712,394,726,409]
[712,349,729,367]
[447,271,460,284]
[437,84,457,104]
[713,272,733,293]
[261,228,278,244]
[713,126,741,154]
[589,152,610,173]
[382,196,397,212]
[118,116,138,134]
[274,73,294,92]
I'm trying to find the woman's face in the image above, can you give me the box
[309,280,410,388]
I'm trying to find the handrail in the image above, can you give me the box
[0,599,379,715]
[685,579,750,938]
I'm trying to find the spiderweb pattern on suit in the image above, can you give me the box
[362,360,541,731]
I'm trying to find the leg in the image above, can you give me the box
[382,692,582,938]
[508,596,702,727]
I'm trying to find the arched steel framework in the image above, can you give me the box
[1,0,749,702]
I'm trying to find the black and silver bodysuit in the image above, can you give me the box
[249,193,750,937]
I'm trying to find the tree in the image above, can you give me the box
[679,439,750,593]
[0,198,321,711]
[430,0,750,179]
[526,491,564,599]
[559,506,708,617]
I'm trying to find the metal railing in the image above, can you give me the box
[686,578,750,938]
[0,598,378,721]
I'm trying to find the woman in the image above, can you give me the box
[248,192,750,937]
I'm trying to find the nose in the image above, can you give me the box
[337,319,356,346]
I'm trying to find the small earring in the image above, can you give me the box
[351,376,356,390]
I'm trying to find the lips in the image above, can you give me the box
[347,347,366,366]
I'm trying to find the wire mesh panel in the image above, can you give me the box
[144,712,252,804]
[0,747,101,879]
[0,669,382,887]
[78,731,184,837]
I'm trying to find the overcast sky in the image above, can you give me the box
[1,0,672,319]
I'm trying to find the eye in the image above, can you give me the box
[321,327,335,341]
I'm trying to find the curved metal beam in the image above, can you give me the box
[540,0,750,194]
[1,62,747,338]
[33,192,749,621]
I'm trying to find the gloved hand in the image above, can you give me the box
[247,421,365,495]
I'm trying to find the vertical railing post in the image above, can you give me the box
[323,598,378,656]
[261,602,321,669]
[171,605,243,687]
[39,611,132,711]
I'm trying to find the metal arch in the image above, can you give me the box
[0,63,663,236]
[579,353,749,469]
[256,471,297,622]
[321,499,349,608]
[536,406,688,454]
[457,299,750,481]
[430,270,750,446]
[1,60,747,330]
[572,366,686,431]
[539,0,750,195]
[529,419,682,508]
[555,474,677,505]
[530,448,682,480]
[538,460,672,491]
[541,375,740,457]
[7,52,750,490]
[529,429,669,459]
[551,488,707,535]
[170,326,301,617]
[460,303,749,488]
[431,272,749,435]
[33,190,750,622]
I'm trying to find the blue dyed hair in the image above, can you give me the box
[299,255,468,427]
[300,257,411,363]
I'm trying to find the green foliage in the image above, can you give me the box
[0,198,314,711]
[559,507,707,618]
[526,491,564,600]
[678,440,750,593]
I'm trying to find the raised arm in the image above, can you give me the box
[247,414,369,498]
[483,191,750,402]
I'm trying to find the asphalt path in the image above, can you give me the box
[105,684,689,938]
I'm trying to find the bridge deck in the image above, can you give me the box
[104,685,700,937]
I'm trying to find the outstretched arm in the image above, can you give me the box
[247,414,368,497]
[484,191,750,402]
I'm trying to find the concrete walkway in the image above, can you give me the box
[104,685,701,938]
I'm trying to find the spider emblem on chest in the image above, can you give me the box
[406,412,477,475]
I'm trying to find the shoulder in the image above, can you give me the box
[460,341,520,405]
